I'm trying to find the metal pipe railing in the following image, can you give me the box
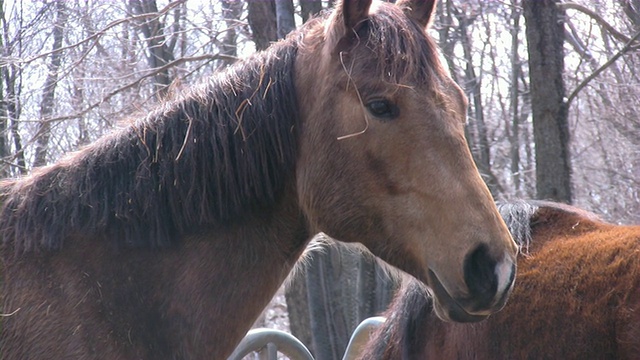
[227,328,314,360]
[341,317,386,360]
[228,316,386,360]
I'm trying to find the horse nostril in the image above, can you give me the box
[463,244,498,310]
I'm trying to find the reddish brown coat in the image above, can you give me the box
[362,201,640,359]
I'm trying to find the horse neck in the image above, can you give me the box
[0,37,301,253]
[0,183,310,359]
[135,187,310,357]
[162,189,309,357]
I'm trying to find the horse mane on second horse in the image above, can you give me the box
[360,200,640,360]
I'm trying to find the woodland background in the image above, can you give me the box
[1,0,639,359]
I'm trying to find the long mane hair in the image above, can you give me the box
[1,2,452,255]
[0,37,300,253]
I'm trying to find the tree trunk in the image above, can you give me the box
[275,0,296,39]
[0,66,8,177]
[523,0,572,203]
[219,0,243,68]
[436,0,461,83]
[33,1,68,168]
[509,1,522,195]
[247,0,277,51]
[0,0,11,177]
[129,0,176,98]
[300,0,322,23]
[455,7,502,196]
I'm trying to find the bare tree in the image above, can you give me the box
[276,0,296,38]
[507,0,532,197]
[508,2,523,195]
[0,0,26,175]
[452,3,503,196]
[33,1,68,167]
[300,0,322,22]
[1,0,245,170]
[523,0,572,203]
[247,0,277,51]
[219,0,243,67]
[128,0,178,98]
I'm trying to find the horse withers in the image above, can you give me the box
[361,200,640,359]
[0,0,516,358]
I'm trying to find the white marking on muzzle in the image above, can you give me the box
[495,252,515,295]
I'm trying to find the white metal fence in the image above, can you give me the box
[228,317,386,360]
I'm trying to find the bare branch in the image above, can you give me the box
[7,0,186,67]
[566,29,640,108]
[558,2,638,44]
[23,53,236,125]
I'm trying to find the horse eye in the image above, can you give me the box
[366,99,399,120]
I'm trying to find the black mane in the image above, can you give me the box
[0,36,300,252]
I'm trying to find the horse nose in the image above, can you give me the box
[463,244,515,313]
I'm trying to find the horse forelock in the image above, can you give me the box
[0,37,301,253]
[348,2,444,88]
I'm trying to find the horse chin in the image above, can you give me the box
[427,269,490,323]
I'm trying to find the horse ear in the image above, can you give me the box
[397,0,437,29]
[342,0,372,31]
[326,0,372,51]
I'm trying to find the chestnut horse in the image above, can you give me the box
[0,1,517,358]
[361,200,640,359]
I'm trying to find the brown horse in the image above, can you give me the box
[0,1,517,358]
[360,200,640,360]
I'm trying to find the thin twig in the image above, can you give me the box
[566,29,640,108]
[5,0,186,67]
[17,53,235,125]
[558,2,635,44]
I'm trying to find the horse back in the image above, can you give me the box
[487,202,640,359]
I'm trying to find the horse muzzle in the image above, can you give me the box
[428,246,516,323]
